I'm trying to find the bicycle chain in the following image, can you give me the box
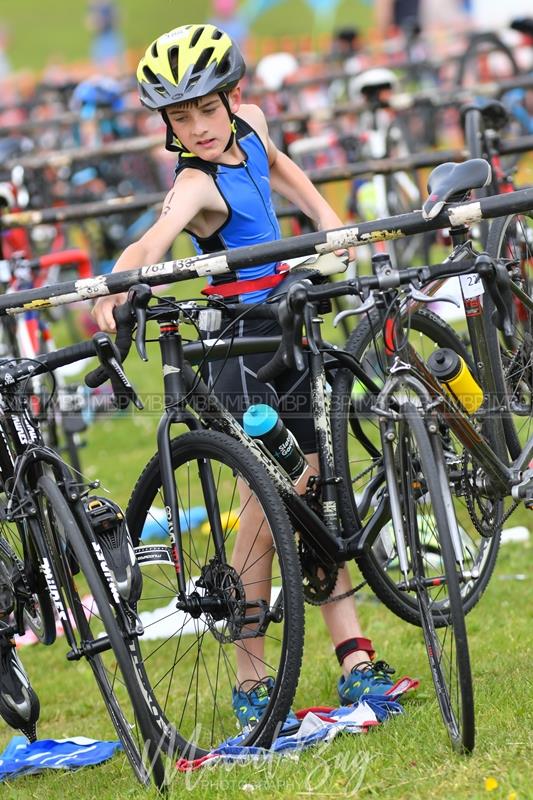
[461,451,517,536]
[317,578,367,605]
[298,537,339,606]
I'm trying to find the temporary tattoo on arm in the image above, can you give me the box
[162,191,175,216]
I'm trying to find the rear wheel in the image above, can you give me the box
[456,32,518,89]
[36,476,166,789]
[126,430,304,758]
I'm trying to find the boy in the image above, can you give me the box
[92,23,396,727]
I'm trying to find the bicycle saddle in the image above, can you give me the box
[461,99,509,132]
[422,159,492,220]
[510,17,533,38]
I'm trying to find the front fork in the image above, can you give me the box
[376,371,468,583]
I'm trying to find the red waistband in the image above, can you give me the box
[201,264,289,299]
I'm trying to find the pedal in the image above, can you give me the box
[511,467,533,508]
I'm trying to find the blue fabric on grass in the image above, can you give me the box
[0,736,122,781]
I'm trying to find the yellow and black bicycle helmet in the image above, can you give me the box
[137,24,245,111]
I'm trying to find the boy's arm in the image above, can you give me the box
[268,146,345,230]
[267,133,355,262]
[92,170,212,332]
[238,104,346,232]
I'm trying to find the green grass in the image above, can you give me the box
[1,541,531,799]
[1,3,531,795]
[0,303,532,797]
[4,0,373,72]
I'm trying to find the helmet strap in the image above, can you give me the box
[219,92,237,152]
[223,118,237,152]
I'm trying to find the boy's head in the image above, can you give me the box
[137,23,245,153]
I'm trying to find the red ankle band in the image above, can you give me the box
[335,637,375,665]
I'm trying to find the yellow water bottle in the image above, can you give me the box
[427,348,484,414]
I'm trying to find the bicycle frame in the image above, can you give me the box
[142,308,396,599]
[396,244,533,492]
[0,378,138,648]
[178,251,533,574]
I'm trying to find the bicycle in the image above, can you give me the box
[2,160,533,755]
[457,104,533,461]
[345,67,429,270]
[81,287,307,759]
[72,246,473,754]
[0,333,171,788]
[0,248,95,475]
[456,30,520,90]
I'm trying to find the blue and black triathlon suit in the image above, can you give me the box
[175,116,316,453]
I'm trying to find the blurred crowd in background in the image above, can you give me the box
[1,0,533,280]
[1,1,533,84]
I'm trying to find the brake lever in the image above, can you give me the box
[92,332,143,410]
[406,284,460,307]
[127,284,152,362]
[476,254,515,347]
[303,303,320,355]
[286,283,310,371]
[333,293,376,327]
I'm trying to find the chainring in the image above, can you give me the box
[298,537,339,606]
[461,451,502,537]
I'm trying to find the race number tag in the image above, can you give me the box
[460,273,484,299]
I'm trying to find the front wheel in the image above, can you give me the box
[382,402,474,753]
[126,430,304,758]
[485,213,533,461]
[331,308,501,626]
[0,516,56,645]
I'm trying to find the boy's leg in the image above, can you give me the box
[232,480,274,686]
[320,565,375,675]
[300,455,375,673]
[233,454,376,684]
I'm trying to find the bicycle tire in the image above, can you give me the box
[384,119,432,266]
[485,212,533,460]
[331,308,501,625]
[385,401,474,753]
[0,519,56,645]
[126,429,304,758]
[36,475,166,789]
[456,32,519,89]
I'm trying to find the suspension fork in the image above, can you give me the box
[376,376,417,584]
[156,409,229,595]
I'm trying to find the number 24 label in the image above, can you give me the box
[460,273,484,299]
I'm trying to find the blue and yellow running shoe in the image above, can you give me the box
[232,677,299,734]
[337,660,396,705]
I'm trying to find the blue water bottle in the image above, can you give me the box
[243,404,307,481]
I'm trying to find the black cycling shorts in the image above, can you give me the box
[201,313,317,454]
